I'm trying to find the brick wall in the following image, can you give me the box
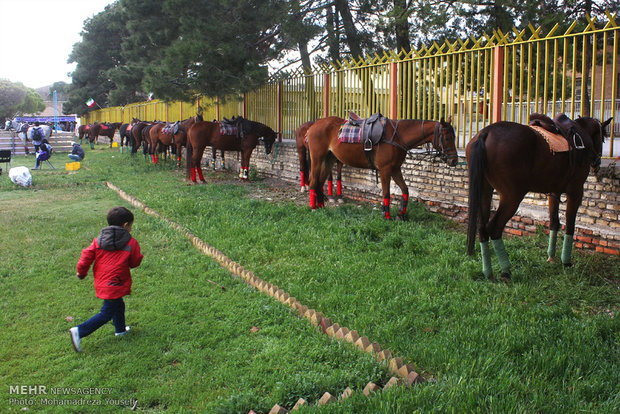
[205,140,620,256]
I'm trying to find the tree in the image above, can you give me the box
[0,80,45,121]
[64,2,125,115]
[140,0,289,102]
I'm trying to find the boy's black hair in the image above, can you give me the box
[107,206,134,226]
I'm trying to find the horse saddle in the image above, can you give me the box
[162,121,181,135]
[222,116,251,139]
[348,112,386,151]
[529,113,586,151]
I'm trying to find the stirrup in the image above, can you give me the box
[363,139,373,151]
[572,132,585,149]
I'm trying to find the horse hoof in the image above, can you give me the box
[337,198,344,204]
[300,187,306,193]
[500,273,512,283]
[563,262,573,268]
[396,214,408,221]
[328,198,335,203]
[547,257,556,264]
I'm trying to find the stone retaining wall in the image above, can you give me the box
[204,140,620,256]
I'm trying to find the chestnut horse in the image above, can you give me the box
[186,118,278,183]
[296,121,344,200]
[89,122,122,148]
[148,116,202,166]
[466,115,611,281]
[307,116,458,219]
[78,124,91,145]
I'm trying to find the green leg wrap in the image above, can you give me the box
[547,230,558,259]
[561,234,573,265]
[480,241,493,277]
[491,238,511,276]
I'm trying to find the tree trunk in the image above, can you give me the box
[393,0,411,54]
[334,0,379,114]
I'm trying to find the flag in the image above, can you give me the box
[86,98,96,107]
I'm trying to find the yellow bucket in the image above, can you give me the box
[112,142,119,148]
[65,162,81,171]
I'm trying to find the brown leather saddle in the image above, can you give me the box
[529,113,586,150]
[348,112,386,151]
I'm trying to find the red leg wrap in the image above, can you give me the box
[197,167,205,182]
[327,180,333,196]
[400,193,409,215]
[337,180,342,196]
[191,167,197,182]
[309,189,317,209]
[300,171,306,188]
[383,197,391,219]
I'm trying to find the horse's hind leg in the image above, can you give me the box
[309,151,331,209]
[191,143,207,183]
[487,192,525,281]
[478,182,494,278]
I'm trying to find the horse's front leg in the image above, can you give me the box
[239,150,251,180]
[378,169,392,219]
[547,193,561,263]
[561,190,584,267]
[391,168,409,220]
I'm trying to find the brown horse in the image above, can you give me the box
[147,116,201,167]
[186,118,278,183]
[90,122,122,147]
[296,121,344,200]
[466,115,612,281]
[307,116,458,219]
[78,124,91,144]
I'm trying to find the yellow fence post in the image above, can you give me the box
[492,46,504,123]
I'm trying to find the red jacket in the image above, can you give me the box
[77,226,143,299]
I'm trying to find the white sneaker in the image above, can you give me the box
[69,327,81,352]
[115,326,130,337]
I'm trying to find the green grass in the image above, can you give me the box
[1,147,618,413]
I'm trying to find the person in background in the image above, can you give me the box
[68,142,85,162]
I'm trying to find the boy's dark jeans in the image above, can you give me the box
[77,298,126,337]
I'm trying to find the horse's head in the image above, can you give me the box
[433,117,458,167]
[575,116,612,174]
[259,124,278,155]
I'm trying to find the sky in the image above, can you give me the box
[0,0,117,89]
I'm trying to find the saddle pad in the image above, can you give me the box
[219,122,237,136]
[100,124,109,130]
[162,123,179,135]
[338,123,362,144]
[530,125,569,153]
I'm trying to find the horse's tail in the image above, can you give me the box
[467,130,488,256]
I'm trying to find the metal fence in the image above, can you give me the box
[83,13,619,157]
